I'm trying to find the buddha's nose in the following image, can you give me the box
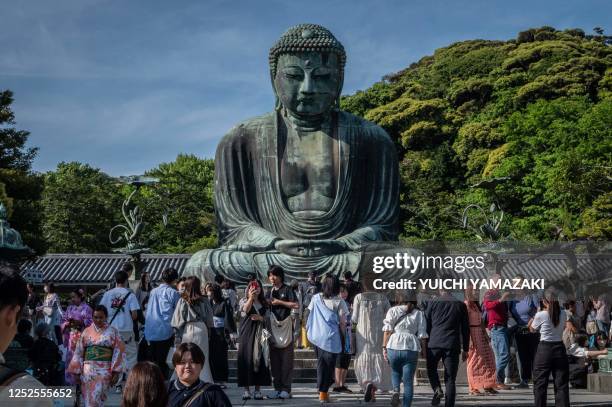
[300,74,315,95]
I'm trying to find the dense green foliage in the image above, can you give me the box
[139,154,216,253]
[39,155,216,254]
[341,27,612,241]
[0,90,46,253]
[41,162,122,253]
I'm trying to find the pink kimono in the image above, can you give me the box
[68,324,125,407]
[61,303,93,385]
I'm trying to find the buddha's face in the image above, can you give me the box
[274,52,341,116]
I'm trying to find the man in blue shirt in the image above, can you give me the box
[145,267,180,379]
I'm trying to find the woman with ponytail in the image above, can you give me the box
[529,290,569,407]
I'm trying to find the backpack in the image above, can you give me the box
[306,294,342,353]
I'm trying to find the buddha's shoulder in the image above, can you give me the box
[227,112,275,135]
[338,111,392,143]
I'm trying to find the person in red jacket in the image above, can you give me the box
[483,273,512,390]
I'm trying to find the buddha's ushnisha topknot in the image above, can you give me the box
[269,24,346,82]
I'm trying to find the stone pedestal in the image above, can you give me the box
[588,372,612,394]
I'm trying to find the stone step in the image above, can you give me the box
[227,368,357,382]
[228,349,316,359]
[227,358,355,369]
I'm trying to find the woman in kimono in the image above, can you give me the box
[61,288,93,385]
[237,279,271,401]
[37,282,62,344]
[171,276,214,383]
[68,304,125,407]
[206,283,236,387]
[464,287,498,395]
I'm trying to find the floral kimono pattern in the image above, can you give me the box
[68,324,125,407]
[61,303,93,385]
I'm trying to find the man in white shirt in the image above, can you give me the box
[99,269,140,390]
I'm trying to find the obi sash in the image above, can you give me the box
[84,345,113,362]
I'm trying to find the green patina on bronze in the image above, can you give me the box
[186,24,418,283]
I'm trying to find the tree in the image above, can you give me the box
[341,26,612,241]
[134,154,216,253]
[41,162,123,253]
[0,90,38,171]
[0,90,45,253]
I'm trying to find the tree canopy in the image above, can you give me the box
[341,26,612,241]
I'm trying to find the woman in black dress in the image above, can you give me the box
[237,280,271,400]
[206,283,236,388]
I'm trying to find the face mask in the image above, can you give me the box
[44,287,49,293]
[178,288,185,294]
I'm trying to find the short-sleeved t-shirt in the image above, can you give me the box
[268,284,297,321]
[532,309,567,342]
[307,294,349,325]
[100,287,140,332]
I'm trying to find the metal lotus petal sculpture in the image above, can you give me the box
[109,176,160,255]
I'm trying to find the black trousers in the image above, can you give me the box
[314,346,338,392]
[515,329,539,382]
[533,341,569,407]
[148,336,174,380]
[426,348,459,407]
[270,344,294,392]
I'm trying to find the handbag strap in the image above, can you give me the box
[392,308,411,331]
[182,382,213,407]
[109,291,132,326]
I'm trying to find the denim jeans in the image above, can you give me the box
[490,326,510,384]
[387,349,418,407]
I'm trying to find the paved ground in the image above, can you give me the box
[103,383,612,406]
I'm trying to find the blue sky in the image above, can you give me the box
[1,0,609,175]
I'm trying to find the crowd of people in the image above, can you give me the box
[1,262,611,407]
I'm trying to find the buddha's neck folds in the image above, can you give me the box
[283,108,331,132]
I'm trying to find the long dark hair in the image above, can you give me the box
[139,272,152,292]
[209,283,223,303]
[321,275,340,299]
[544,291,561,327]
[182,276,202,305]
[246,280,267,305]
[121,361,168,407]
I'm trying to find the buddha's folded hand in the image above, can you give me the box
[225,243,275,252]
[274,239,347,257]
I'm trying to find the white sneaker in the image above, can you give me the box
[280,391,291,399]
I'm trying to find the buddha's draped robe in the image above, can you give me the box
[186,110,401,283]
